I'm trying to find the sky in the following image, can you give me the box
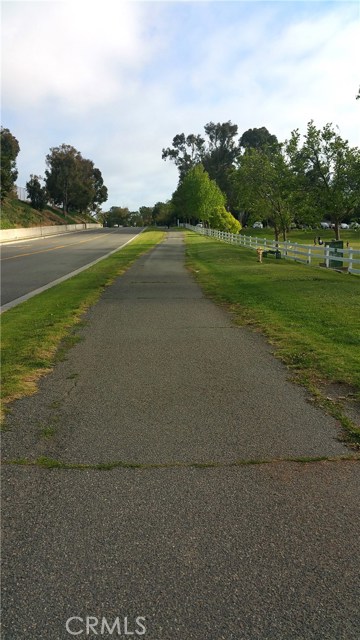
[1,0,359,212]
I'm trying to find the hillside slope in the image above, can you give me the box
[1,195,96,229]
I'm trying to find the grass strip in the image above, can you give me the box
[1,229,165,414]
[4,454,359,471]
[184,231,360,445]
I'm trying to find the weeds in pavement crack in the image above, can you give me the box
[4,454,359,471]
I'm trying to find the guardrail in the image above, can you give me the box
[186,224,360,275]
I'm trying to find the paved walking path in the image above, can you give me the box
[2,232,359,639]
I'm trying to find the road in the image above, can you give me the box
[2,232,359,639]
[1,227,143,308]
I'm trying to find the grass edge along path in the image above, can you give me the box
[184,231,360,447]
[1,229,165,418]
[3,453,360,471]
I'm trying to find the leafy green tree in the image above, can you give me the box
[211,205,241,233]
[162,133,205,180]
[45,144,108,214]
[69,157,94,213]
[202,121,239,207]
[239,126,279,151]
[172,165,224,224]
[1,127,20,198]
[26,175,48,211]
[69,159,107,214]
[235,127,280,227]
[233,146,296,241]
[45,144,80,213]
[171,164,240,232]
[162,122,240,207]
[92,168,108,211]
[286,121,360,239]
[104,206,131,227]
[138,206,155,226]
[153,201,174,226]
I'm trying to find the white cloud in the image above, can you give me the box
[2,1,359,211]
[2,1,151,111]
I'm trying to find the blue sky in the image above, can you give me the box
[2,0,359,211]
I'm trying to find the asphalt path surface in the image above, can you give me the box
[2,232,359,639]
[0,227,143,307]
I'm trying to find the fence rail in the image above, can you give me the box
[185,224,360,275]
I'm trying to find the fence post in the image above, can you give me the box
[307,247,312,265]
[325,245,330,268]
[348,248,353,272]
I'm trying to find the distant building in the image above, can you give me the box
[16,186,30,202]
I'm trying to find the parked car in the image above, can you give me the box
[340,223,350,229]
[253,222,263,229]
[196,223,203,228]
[320,222,330,229]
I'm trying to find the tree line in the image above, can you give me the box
[3,116,359,239]
[162,120,360,240]
[101,202,174,229]
[0,128,108,216]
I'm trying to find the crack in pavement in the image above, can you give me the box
[4,453,360,471]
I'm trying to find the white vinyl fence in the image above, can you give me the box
[186,224,360,275]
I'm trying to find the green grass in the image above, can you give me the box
[1,229,165,413]
[185,231,360,443]
[0,194,94,229]
[241,227,360,249]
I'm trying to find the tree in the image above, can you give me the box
[1,127,20,198]
[171,164,240,232]
[210,205,242,233]
[162,121,240,207]
[92,168,108,211]
[286,121,360,239]
[162,133,205,180]
[239,127,279,151]
[104,206,131,227]
[232,146,296,241]
[233,126,280,225]
[153,201,174,226]
[172,164,223,225]
[45,144,108,214]
[202,121,240,206]
[45,144,80,213]
[138,206,155,226]
[26,175,48,211]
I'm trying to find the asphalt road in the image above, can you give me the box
[0,227,143,307]
[2,232,359,639]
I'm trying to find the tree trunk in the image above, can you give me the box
[334,221,340,241]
